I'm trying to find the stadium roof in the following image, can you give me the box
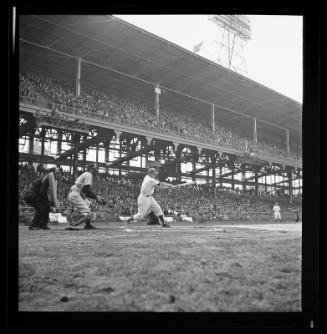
[19,14,302,144]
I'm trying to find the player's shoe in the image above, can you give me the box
[41,226,51,230]
[162,223,171,228]
[127,217,134,224]
[65,227,80,231]
[68,214,86,227]
[69,221,82,227]
[29,226,42,230]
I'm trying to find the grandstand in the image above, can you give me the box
[18,15,302,223]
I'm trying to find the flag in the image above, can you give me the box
[193,41,203,53]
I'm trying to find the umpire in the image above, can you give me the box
[23,166,61,230]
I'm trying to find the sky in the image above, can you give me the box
[115,15,303,103]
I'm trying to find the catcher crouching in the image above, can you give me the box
[67,163,106,230]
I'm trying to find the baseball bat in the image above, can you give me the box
[175,181,197,188]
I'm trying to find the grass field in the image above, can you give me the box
[18,220,302,312]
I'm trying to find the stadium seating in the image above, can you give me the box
[19,71,302,223]
[19,71,301,160]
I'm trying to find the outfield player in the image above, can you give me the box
[127,168,175,228]
[272,202,282,222]
[23,166,61,230]
[67,163,106,229]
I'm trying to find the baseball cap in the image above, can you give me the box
[86,163,98,171]
[148,168,158,175]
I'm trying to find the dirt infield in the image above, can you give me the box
[18,221,302,312]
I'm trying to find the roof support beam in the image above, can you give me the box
[245,168,277,181]
[55,133,109,160]
[270,175,301,186]
[106,145,150,168]
[216,166,244,180]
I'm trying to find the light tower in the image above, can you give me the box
[194,15,251,76]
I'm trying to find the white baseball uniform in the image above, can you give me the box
[272,204,281,220]
[68,171,93,214]
[132,174,163,220]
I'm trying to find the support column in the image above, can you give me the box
[145,137,152,168]
[212,154,216,198]
[29,131,34,154]
[155,84,161,120]
[104,139,110,174]
[286,128,290,154]
[72,133,80,179]
[253,117,257,151]
[76,57,82,98]
[95,143,99,164]
[254,170,258,196]
[288,169,293,202]
[154,140,161,163]
[175,145,182,183]
[40,127,46,157]
[242,165,246,191]
[82,135,87,165]
[211,103,215,133]
[220,165,223,188]
[57,130,62,156]
[191,150,198,182]
[192,159,196,182]
[114,131,122,176]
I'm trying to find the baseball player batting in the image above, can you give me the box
[127,168,176,228]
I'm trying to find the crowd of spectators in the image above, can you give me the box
[19,164,302,223]
[35,112,88,133]
[19,72,50,107]
[18,163,37,204]
[19,70,302,160]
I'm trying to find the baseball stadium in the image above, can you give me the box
[16,15,303,315]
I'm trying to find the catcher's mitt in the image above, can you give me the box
[96,195,106,205]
